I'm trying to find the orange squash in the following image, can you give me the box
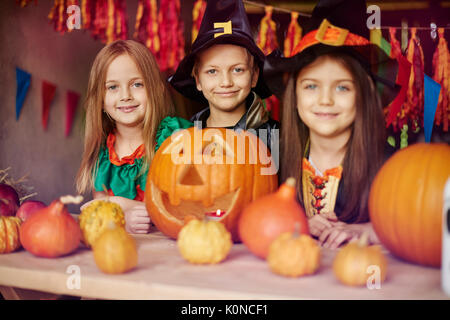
[238,177,309,259]
[145,127,278,241]
[267,224,320,277]
[369,143,450,267]
[0,216,22,253]
[20,196,82,258]
[333,233,387,286]
[93,222,138,274]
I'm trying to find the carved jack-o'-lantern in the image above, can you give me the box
[145,126,278,241]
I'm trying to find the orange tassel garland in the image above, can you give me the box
[191,0,206,43]
[157,0,185,73]
[133,0,160,55]
[432,28,450,131]
[284,12,302,58]
[403,28,425,132]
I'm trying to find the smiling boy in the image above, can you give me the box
[169,0,279,151]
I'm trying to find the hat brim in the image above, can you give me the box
[264,43,401,107]
[169,32,273,104]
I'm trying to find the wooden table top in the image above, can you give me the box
[0,227,448,300]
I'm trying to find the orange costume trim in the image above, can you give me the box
[302,158,343,218]
[106,133,145,166]
[104,133,146,201]
[292,19,369,56]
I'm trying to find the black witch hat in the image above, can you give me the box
[264,0,401,107]
[168,0,272,104]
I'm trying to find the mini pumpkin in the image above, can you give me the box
[333,233,387,286]
[79,200,125,248]
[93,222,138,274]
[0,216,22,254]
[146,127,278,242]
[177,218,232,264]
[267,224,320,277]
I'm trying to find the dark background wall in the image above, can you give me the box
[0,0,448,213]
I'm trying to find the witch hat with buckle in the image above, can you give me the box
[264,0,402,108]
[169,0,272,104]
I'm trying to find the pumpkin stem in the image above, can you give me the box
[277,177,297,199]
[358,232,369,247]
[60,195,84,205]
[285,177,296,188]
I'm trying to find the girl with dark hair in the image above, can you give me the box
[264,0,402,248]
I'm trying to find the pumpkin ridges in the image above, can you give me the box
[369,143,450,267]
[6,217,21,253]
[423,147,447,264]
[396,150,418,262]
[415,148,432,265]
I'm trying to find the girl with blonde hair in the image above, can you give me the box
[76,39,175,233]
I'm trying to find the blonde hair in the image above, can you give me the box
[76,40,175,195]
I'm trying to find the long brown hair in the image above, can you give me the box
[76,40,175,194]
[279,53,385,223]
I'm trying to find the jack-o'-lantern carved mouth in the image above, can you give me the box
[149,165,240,223]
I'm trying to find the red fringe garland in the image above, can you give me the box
[48,0,79,34]
[284,12,302,58]
[432,28,450,131]
[403,28,425,132]
[89,0,127,44]
[191,0,206,43]
[133,0,160,55]
[256,6,278,55]
[256,6,280,121]
[157,0,185,73]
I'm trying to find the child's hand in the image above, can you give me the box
[318,222,380,249]
[318,225,360,249]
[124,203,151,234]
[307,211,342,238]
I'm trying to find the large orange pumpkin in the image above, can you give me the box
[145,127,278,241]
[369,143,450,267]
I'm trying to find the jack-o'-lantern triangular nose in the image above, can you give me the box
[179,165,204,186]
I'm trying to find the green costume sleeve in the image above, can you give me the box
[155,116,194,152]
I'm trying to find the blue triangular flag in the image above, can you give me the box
[15,67,31,120]
[423,75,441,143]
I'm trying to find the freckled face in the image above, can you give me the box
[295,55,357,140]
[194,44,259,114]
[103,54,148,129]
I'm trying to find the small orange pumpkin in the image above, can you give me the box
[0,216,22,253]
[145,127,278,241]
[267,224,320,277]
[369,143,450,267]
[333,233,387,286]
